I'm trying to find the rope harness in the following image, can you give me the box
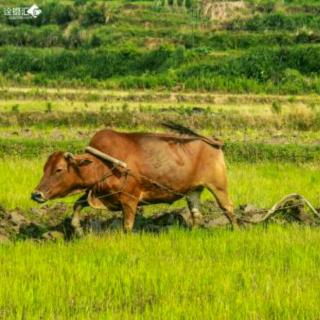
[82,146,184,206]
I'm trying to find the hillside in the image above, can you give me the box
[0,0,320,93]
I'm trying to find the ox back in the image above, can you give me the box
[88,129,227,204]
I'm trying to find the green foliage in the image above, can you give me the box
[229,13,320,31]
[185,0,192,9]
[2,43,320,93]
[81,3,106,27]
[177,45,320,93]
[177,0,184,7]
[0,46,187,80]
[0,1,320,93]
[74,0,89,6]
[0,25,64,47]
[40,2,77,26]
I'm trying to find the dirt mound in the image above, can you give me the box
[0,203,71,242]
[0,196,319,242]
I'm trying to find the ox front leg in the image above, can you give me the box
[121,200,138,233]
[72,194,89,237]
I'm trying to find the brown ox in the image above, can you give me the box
[31,124,238,234]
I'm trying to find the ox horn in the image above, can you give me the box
[64,152,75,160]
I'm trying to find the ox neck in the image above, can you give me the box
[77,154,112,188]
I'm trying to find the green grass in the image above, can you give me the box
[1,226,320,319]
[0,96,318,114]
[2,125,320,146]
[1,159,319,210]
[1,88,320,135]
[1,87,320,106]
[2,138,320,163]
[228,162,320,208]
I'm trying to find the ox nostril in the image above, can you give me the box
[31,191,46,203]
[32,191,39,197]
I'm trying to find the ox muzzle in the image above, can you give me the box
[31,191,47,203]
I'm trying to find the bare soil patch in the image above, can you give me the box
[0,197,318,242]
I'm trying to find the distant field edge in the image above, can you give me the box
[1,138,319,163]
[1,86,320,105]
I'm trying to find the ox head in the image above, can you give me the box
[31,151,92,203]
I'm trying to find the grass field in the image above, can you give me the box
[1,226,320,319]
[1,87,320,112]
[1,86,320,319]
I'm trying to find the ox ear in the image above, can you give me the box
[64,152,92,167]
[76,158,92,167]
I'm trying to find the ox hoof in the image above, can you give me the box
[190,209,204,229]
[123,227,134,233]
[191,217,205,229]
[233,225,240,231]
[73,227,84,237]
[231,221,240,231]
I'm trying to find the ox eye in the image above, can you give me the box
[55,168,63,174]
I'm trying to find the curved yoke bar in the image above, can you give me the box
[85,146,128,169]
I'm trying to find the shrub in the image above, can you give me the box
[36,2,77,26]
[185,0,192,9]
[74,0,89,6]
[0,25,64,47]
[228,13,320,32]
[64,26,83,48]
[81,3,106,26]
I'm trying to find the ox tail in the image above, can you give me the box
[161,121,223,149]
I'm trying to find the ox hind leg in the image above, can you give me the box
[206,184,239,230]
[187,188,204,228]
[72,194,89,237]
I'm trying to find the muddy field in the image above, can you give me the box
[1,196,318,243]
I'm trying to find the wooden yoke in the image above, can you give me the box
[85,146,128,169]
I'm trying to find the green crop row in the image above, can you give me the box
[1,45,320,94]
[1,108,320,131]
[1,138,319,163]
[1,24,320,50]
[228,12,320,31]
